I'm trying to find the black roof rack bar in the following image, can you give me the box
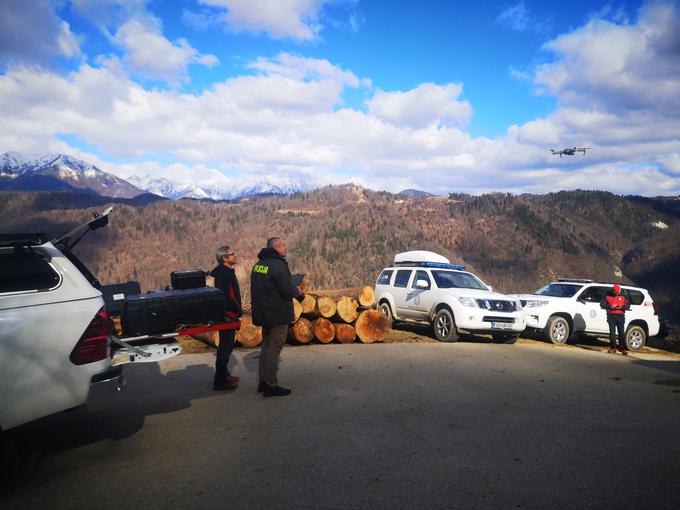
[556,277,593,283]
[0,233,47,247]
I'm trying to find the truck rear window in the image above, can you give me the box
[0,252,60,293]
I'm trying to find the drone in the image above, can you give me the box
[551,147,591,157]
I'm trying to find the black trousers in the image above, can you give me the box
[607,314,626,350]
[214,328,236,384]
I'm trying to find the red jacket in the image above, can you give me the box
[601,294,629,315]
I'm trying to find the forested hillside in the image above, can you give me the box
[1,187,678,322]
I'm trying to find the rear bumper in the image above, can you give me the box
[87,365,126,407]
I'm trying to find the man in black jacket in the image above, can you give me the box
[210,245,242,390]
[251,237,302,397]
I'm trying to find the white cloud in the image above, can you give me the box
[0,0,82,64]
[1,3,679,197]
[366,83,472,129]
[199,0,327,40]
[496,1,551,34]
[112,18,218,85]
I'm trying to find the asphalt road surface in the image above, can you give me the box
[2,342,680,509]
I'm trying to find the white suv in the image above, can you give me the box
[515,278,661,351]
[375,251,526,343]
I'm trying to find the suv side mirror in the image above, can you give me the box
[415,279,429,289]
[487,285,492,292]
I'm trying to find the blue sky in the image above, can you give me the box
[1,0,679,196]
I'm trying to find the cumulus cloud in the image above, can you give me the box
[198,0,327,40]
[366,83,472,129]
[1,2,679,196]
[496,1,551,33]
[0,0,82,65]
[109,18,218,85]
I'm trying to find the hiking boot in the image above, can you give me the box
[263,385,292,397]
[213,381,238,391]
[619,348,629,356]
[226,375,240,382]
[607,348,617,354]
[257,381,266,393]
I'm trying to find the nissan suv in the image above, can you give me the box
[515,278,661,351]
[375,251,526,343]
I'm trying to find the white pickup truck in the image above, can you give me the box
[0,208,181,441]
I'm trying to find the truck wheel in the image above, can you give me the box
[378,302,394,323]
[544,316,570,344]
[492,333,519,344]
[433,309,459,342]
[625,325,646,351]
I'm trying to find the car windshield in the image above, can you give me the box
[534,283,582,298]
[432,270,487,290]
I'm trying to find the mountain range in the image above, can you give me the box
[0,151,313,200]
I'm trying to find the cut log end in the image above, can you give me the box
[236,317,262,347]
[333,323,356,344]
[301,294,316,315]
[292,298,302,322]
[313,317,335,343]
[336,296,359,323]
[315,295,337,318]
[288,317,313,344]
[354,309,391,343]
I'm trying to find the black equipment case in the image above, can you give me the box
[100,281,142,316]
[123,287,225,336]
[171,269,206,290]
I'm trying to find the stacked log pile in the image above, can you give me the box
[194,284,390,348]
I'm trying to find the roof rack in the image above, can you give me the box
[557,277,593,284]
[0,233,47,248]
[394,261,465,270]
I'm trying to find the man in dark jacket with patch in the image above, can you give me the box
[251,236,302,397]
[210,245,242,390]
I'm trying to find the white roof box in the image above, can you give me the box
[394,251,450,265]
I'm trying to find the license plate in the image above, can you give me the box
[491,322,512,329]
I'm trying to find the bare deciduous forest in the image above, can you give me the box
[1,187,679,323]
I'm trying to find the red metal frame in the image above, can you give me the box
[177,321,241,336]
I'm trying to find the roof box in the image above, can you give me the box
[394,251,450,264]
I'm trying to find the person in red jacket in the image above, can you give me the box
[210,245,242,390]
[600,284,630,355]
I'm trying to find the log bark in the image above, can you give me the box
[288,317,313,344]
[314,295,337,318]
[333,323,356,344]
[311,286,375,307]
[236,317,262,347]
[312,318,335,343]
[335,296,359,323]
[292,298,302,322]
[354,309,391,343]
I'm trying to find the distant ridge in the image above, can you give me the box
[398,188,434,198]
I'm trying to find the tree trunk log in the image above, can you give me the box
[300,294,316,315]
[311,286,376,307]
[335,296,359,323]
[236,317,262,347]
[333,323,356,344]
[288,317,313,344]
[314,295,337,318]
[292,298,302,322]
[313,318,335,343]
[192,330,220,347]
[354,310,391,343]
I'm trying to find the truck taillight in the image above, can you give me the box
[70,308,111,365]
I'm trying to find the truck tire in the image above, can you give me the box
[491,333,519,344]
[544,316,570,344]
[625,325,646,351]
[378,302,394,323]
[433,308,459,342]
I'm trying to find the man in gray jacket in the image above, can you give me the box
[251,236,302,397]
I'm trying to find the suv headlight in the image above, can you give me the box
[523,300,549,308]
[457,297,478,308]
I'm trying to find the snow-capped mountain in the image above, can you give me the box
[0,151,144,198]
[1,151,314,200]
[126,174,313,200]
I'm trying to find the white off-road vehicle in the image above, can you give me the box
[515,278,661,351]
[0,208,181,437]
[375,251,526,343]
